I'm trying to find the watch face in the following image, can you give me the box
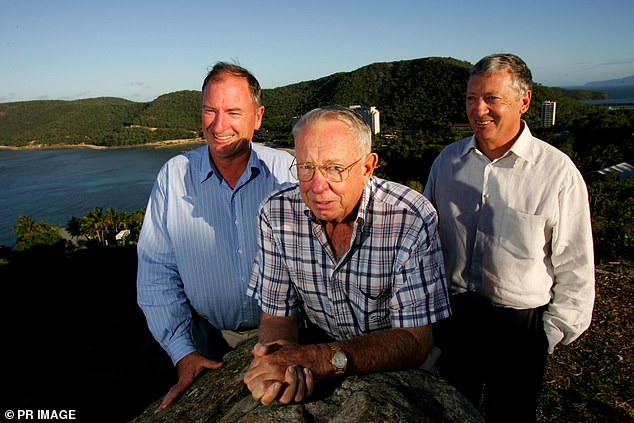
[333,352,346,368]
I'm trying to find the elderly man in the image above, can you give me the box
[244,105,450,406]
[137,62,295,412]
[424,53,595,423]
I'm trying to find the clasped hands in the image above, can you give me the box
[243,340,316,406]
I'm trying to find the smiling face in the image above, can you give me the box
[295,118,376,224]
[466,70,531,155]
[201,73,264,161]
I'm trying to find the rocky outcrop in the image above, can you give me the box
[131,339,483,423]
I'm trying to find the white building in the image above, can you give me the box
[541,101,556,128]
[349,105,380,134]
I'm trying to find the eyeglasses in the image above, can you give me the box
[290,156,365,182]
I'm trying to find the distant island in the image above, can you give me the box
[585,75,634,87]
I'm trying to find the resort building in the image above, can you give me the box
[541,101,557,128]
[349,105,381,134]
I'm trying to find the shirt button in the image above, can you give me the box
[238,248,243,254]
[234,220,239,225]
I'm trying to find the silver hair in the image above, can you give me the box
[292,105,372,155]
[470,53,533,99]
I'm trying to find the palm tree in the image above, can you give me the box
[66,216,82,243]
[80,207,107,246]
[13,215,36,241]
[12,216,65,252]
[104,208,129,246]
[126,209,146,244]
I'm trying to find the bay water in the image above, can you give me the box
[0,145,200,247]
[563,85,634,105]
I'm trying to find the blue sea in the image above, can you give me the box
[0,145,200,247]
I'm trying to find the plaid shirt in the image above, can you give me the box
[247,177,450,340]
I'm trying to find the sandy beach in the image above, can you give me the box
[0,138,206,151]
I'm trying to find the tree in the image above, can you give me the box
[12,216,65,252]
[103,208,130,246]
[66,216,82,243]
[587,174,634,260]
[13,216,36,240]
[126,209,146,244]
[80,207,108,246]
[77,207,138,247]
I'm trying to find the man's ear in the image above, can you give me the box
[254,105,265,130]
[363,153,379,178]
[520,90,532,114]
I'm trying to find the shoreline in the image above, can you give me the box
[0,138,206,151]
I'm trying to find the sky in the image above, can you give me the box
[1,0,633,103]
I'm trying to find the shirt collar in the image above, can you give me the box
[199,147,215,183]
[355,177,374,228]
[461,136,478,157]
[506,121,534,162]
[198,145,262,184]
[461,120,534,162]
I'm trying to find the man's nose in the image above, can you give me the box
[474,98,489,115]
[310,168,330,193]
[211,112,228,132]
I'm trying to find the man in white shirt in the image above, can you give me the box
[424,53,594,423]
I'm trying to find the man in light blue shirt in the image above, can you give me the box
[137,62,295,412]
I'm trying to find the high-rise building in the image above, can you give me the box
[349,105,380,134]
[541,101,556,128]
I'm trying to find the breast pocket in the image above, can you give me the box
[500,209,548,259]
[354,281,391,327]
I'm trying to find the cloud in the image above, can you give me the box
[126,81,152,89]
[598,57,634,66]
[59,91,92,101]
[582,57,634,70]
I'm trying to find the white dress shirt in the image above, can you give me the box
[424,123,595,352]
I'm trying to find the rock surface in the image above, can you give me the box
[131,339,484,423]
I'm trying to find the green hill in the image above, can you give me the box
[261,57,472,131]
[0,94,201,147]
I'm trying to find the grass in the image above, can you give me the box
[537,261,633,422]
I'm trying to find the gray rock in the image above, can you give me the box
[131,340,484,422]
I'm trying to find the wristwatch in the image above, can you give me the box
[328,343,348,376]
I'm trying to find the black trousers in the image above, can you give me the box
[190,308,232,362]
[434,293,549,423]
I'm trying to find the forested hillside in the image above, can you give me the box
[260,57,471,133]
[0,94,201,147]
[1,56,626,149]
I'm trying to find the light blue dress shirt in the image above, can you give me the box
[137,143,295,364]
